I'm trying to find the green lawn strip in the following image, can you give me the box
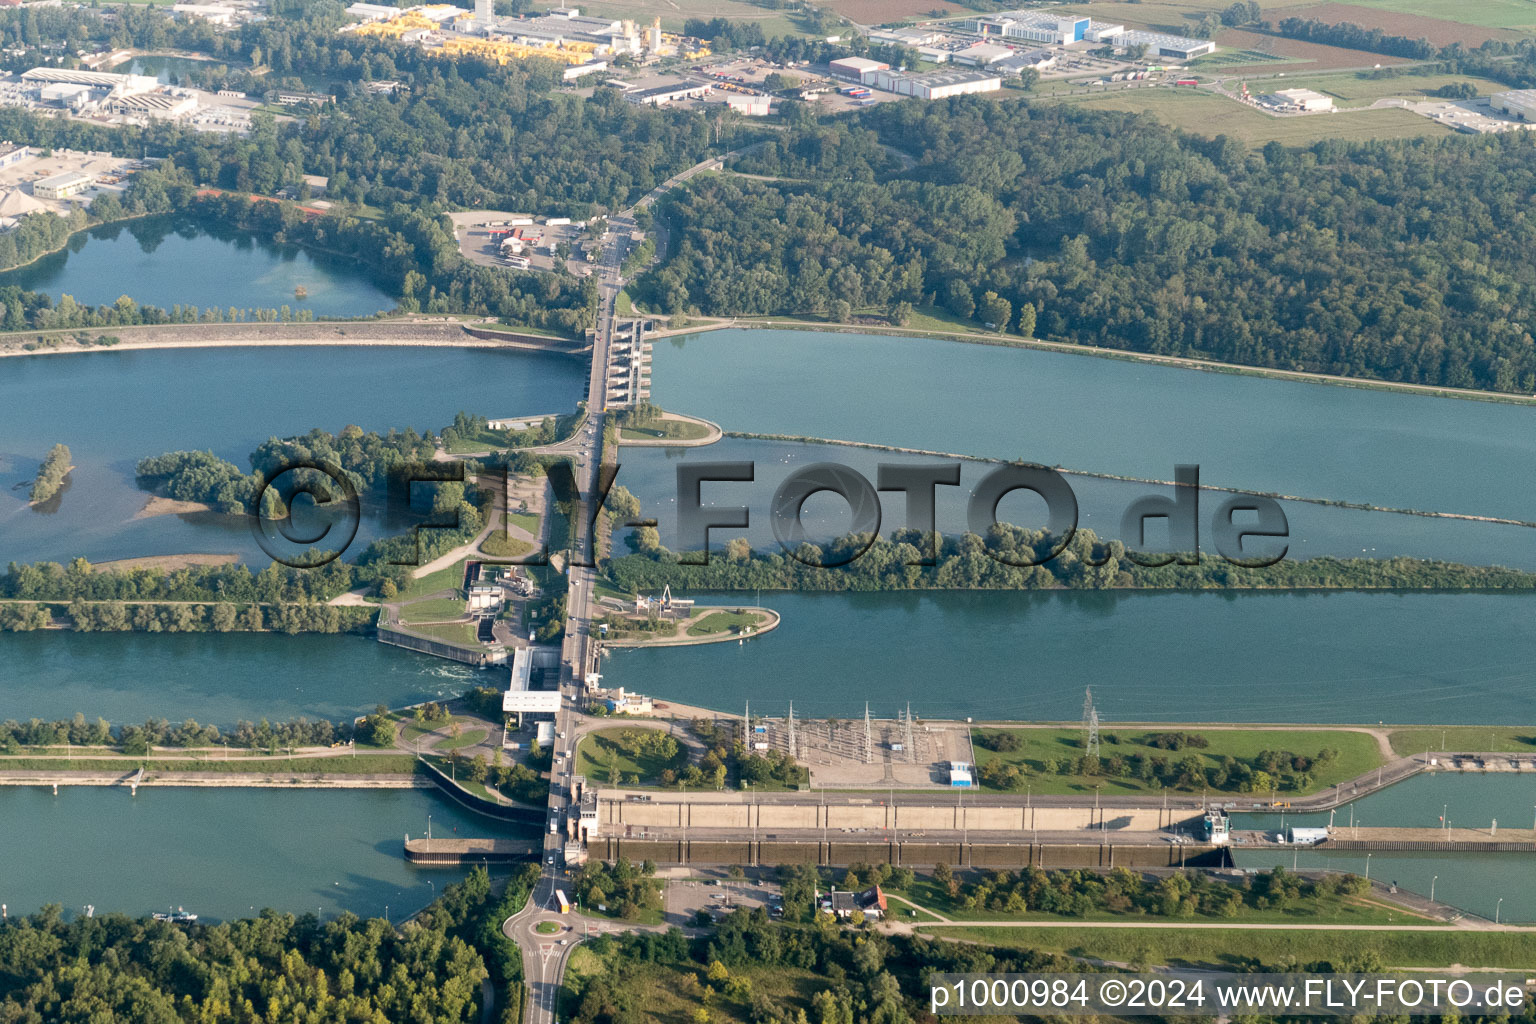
[1388,726,1536,757]
[398,596,469,622]
[0,755,419,774]
[619,418,711,441]
[535,920,561,934]
[969,727,1382,797]
[401,621,482,647]
[395,560,468,600]
[919,925,1536,969]
[686,609,763,637]
[888,878,1430,926]
[575,727,688,785]
[434,728,490,751]
[481,533,534,558]
[505,510,542,534]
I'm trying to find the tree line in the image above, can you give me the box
[647,95,1536,393]
[1,712,359,753]
[609,527,1536,593]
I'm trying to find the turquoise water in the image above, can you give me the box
[1235,774,1536,922]
[651,330,1536,523]
[0,344,584,566]
[0,785,529,921]
[0,631,489,726]
[0,215,397,317]
[603,589,1536,723]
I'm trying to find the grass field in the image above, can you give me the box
[891,876,1430,926]
[395,560,467,600]
[576,727,689,785]
[1041,88,1449,145]
[922,925,1536,968]
[480,532,534,559]
[434,727,489,752]
[401,621,481,647]
[969,727,1383,796]
[1388,726,1536,756]
[1244,69,1514,106]
[685,609,762,636]
[507,510,541,534]
[619,418,713,441]
[560,950,829,1023]
[397,597,468,623]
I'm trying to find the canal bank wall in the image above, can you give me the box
[0,769,429,789]
[592,836,1230,869]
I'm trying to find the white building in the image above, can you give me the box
[952,42,1015,67]
[502,647,560,715]
[725,93,771,116]
[1109,30,1215,59]
[1269,87,1332,112]
[22,67,158,98]
[33,171,94,200]
[994,48,1056,74]
[828,56,888,83]
[1493,90,1536,120]
[872,68,1001,100]
[969,11,1089,45]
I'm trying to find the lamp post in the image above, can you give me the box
[1496,897,1504,925]
[1430,876,1437,903]
[1365,853,1372,881]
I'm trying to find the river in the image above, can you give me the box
[651,329,1536,525]
[0,215,397,317]
[0,344,584,566]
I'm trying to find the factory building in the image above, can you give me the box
[22,67,159,100]
[624,80,710,106]
[725,93,771,116]
[993,48,1057,74]
[33,171,95,200]
[1085,20,1126,42]
[1109,29,1216,59]
[1493,90,1536,120]
[1268,87,1332,112]
[952,42,1015,66]
[113,92,199,119]
[828,56,889,84]
[0,142,28,169]
[969,11,1089,45]
[501,647,560,716]
[871,68,1001,100]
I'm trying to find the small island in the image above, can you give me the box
[27,443,71,505]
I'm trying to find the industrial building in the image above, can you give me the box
[871,68,1001,100]
[1268,87,1333,112]
[1109,29,1215,59]
[1493,90,1536,120]
[969,11,1089,45]
[0,143,27,169]
[22,67,159,100]
[993,48,1057,74]
[623,80,710,106]
[952,42,1016,67]
[33,171,94,200]
[501,647,560,715]
[113,92,199,119]
[724,93,771,116]
[947,760,974,787]
[828,56,888,84]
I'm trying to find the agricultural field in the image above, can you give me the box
[819,0,968,24]
[1041,87,1451,145]
[1276,1,1531,43]
[1214,26,1415,69]
[574,0,802,37]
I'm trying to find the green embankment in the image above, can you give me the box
[920,925,1536,969]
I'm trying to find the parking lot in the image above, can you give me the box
[662,871,781,928]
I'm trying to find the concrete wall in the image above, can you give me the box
[593,837,1230,869]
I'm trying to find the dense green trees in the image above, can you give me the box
[2,558,353,604]
[26,444,69,503]
[610,527,1536,593]
[0,713,354,751]
[647,95,1536,393]
[0,869,514,1024]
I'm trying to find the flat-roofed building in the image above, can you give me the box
[873,67,1001,100]
[33,171,95,199]
[0,142,28,169]
[828,55,888,83]
[1269,87,1332,111]
[953,41,1015,66]
[1494,89,1536,120]
[624,80,709,106]
[969,11,1088,45]
[502,646,560,715]
[1110,29,1215,59]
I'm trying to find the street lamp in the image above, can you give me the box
[1365,853,1372,881]
[1496,897,1504,925]
[1430,876,1437,903]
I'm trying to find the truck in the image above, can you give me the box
[555,889,571,914]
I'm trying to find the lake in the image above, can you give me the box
[651,330,1536,524]
[0,785,530,921]
[0,344,584,566]
[0,215,397,317]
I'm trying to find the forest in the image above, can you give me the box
[640,95,1536,393]
[1,712,356,753]
[0,865,540,1024]
[608,527,1536,593]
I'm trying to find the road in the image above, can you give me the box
[503,143,778,1024]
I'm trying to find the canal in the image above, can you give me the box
[0,785,530,922]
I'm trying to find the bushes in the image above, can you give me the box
[27,444,70,503]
